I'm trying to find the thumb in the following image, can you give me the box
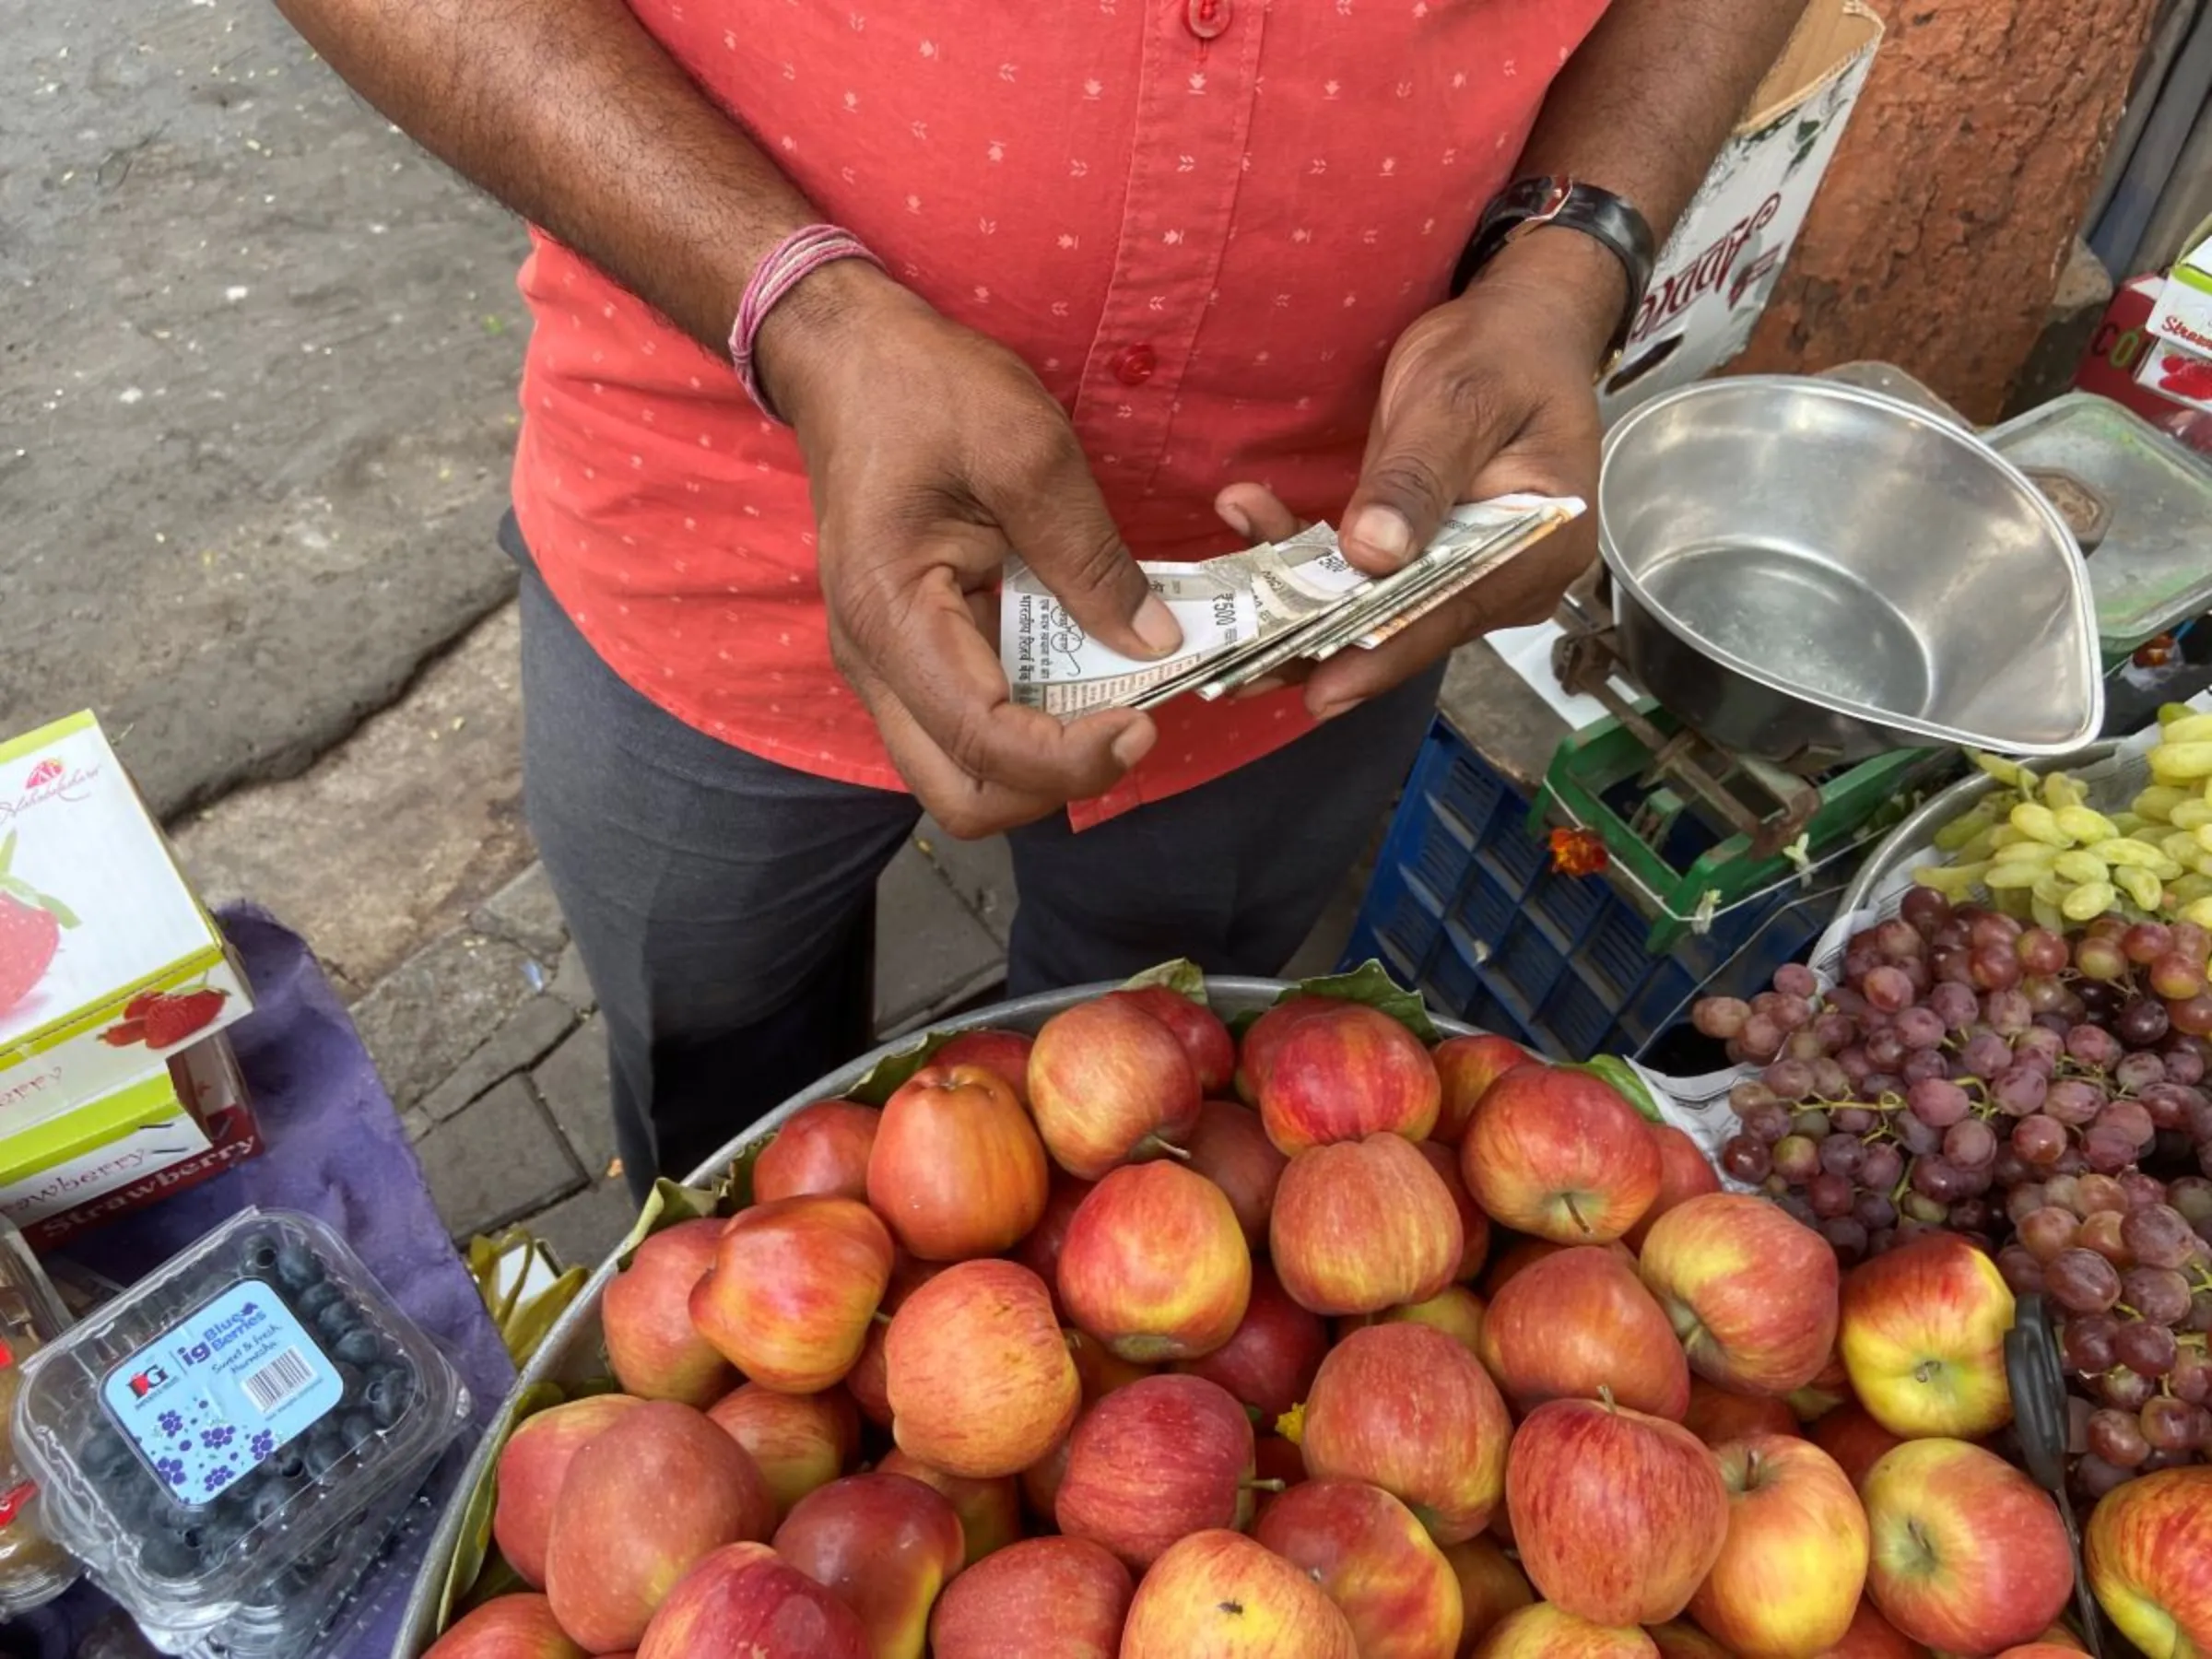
[998,444,1182,662]
[1340,396,1476,577]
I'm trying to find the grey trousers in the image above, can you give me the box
[510,521,1442,1199]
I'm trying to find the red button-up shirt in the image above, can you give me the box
[512,0,1609,827]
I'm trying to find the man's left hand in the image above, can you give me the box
[1287,232,1623,724]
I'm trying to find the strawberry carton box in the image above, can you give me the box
[0,712,253,1135]
[0,1035,264,1249]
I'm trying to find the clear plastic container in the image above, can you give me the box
[0,1216,80,1617]
[9,1209,470,1655]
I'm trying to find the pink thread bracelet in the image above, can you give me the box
[729,224,884,422]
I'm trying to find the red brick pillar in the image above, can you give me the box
[1736,0,2159,422]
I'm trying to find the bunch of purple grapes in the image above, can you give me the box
[1692,892,2212,1486]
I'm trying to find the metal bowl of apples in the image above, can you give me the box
[393,977,1480,1655]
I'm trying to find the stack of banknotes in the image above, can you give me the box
[1002,494,1584,718]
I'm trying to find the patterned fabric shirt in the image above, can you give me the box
[511,0,1611,826]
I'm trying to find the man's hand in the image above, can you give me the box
[1290,232,1621,724]
[761,263,1182,840]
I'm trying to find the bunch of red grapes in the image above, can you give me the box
[1692,890,2212,1491]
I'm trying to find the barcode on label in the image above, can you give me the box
[242,1347,315,1414]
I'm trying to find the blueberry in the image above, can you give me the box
[274,1240,324,1290]
[200,1516,247,1558]
[295,1281,344,1322]
[248,1481,291,1526]
[363,1367,413,1429]
[82,1430,135,1480]
[333,1327,383,1368]
[139,1531,199,1581]
[333,1362,364,1403]
[314,1298,359,1340]
[239,1237,281,1277]
[338,1409,376,1448]
[302,1425,348,1483]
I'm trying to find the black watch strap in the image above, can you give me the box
[1451,176,1657,372]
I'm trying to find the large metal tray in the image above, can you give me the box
[389,978,1475,1657]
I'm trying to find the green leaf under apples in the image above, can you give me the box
[1274,959,1441,1044]
[612,1176,724,1271]
[845,1029,957,1107]
[1120,958,1209,1004]
[434,1378,566,1632]
[1565,1054,1665,1124]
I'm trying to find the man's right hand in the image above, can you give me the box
[759,262,1182,841]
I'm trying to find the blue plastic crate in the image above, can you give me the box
[1340,719,1841,1063]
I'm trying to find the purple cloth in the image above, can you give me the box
[8,908,514,1658]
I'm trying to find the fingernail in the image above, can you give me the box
[1309,694,1366,724]
[1134,594,1183,657]
[1347,506,1412,567]
[1232,675,1287,700]
[1221,503,1253,539]
[1111,723,1158,769]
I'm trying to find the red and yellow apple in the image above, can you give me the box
[771,1472,966,1659]
[1340,1286,1487,1358]
[688,1195,894,1392]
[1271,1134,1462,1316]
[1235,997,1331,1105]
[752,1099,880,1204]
[1638,1193,1840,1396]
[1471,1604,1657,1659]
[1628,1124,1724,1251]
[1418,1141,1492,1282]
[866,1064,1049,1261]
[1861,1439,2071,1655]
[1649,1622,1735,1659]
[1813,1599,1926,1659]
[1254,1477,1464,1659]
[544,1402,775,1653]
[1176,1261,1329,1419]
[1683,1379,1800,1447]
[884,1259,1078,1478]
[1476,1244,1689,1419]
[876,1449,1021,1566]
[1430,1033,1532,1145]
[933,1029,1034,1107]
[1108,986,1237,1100]
[1505,1394,1728,1627]
[1056,1374,1258,1569]
[2084,1465,2212,1659]
[843,1254,942,1430]
[635,1542,869,1659]
[423,1594,584,1658]
[1300,1323,1512,1546]
[492,1394,645,1588]
[1119,1529,1359,1658]
[1441,1535,1533,1654]
[1840,1233,2014,1439]
[1688,1433,1869,1658]
[1810,1403,1902,1493]
[1009,1171,1093,1305]
[1461,1066,1660,1242]
[705,1382,859,1521]
[927,1535,1133,1659]
[1182,1099,1289,1248]
[1028,998,1200,1177]
[1057,1161,1252,1361]
[602,1218,738,1407]
[1256,1001,1441,1152]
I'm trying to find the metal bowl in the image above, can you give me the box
[1598,377,2106,763]
[391,979,1477,1657]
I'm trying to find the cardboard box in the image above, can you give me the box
[2147,232,2212,359]
[2138,334,2212,418]
[0,712,253,1133]
[0,1038,263,1248]
[1598,0,1884,423]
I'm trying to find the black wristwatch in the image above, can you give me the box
[1452,176,1657,374]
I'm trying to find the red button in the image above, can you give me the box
[1114,345,1158,386]
[1186,0,1230,39]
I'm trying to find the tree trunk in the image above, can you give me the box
[1737,0,2159,421]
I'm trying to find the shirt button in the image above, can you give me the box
[1186,0,1231,38]
[1114,344,1158,385]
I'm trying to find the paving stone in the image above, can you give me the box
[470,862,569,963]
[526,1179,641,1272]
[913,818,1018,946]
[549,941,595,1011]
[533,1015,618,1181]
[398,1105,433,1144]
[349,931,537,1112]
[418,1076,585,1239]
[875,840,1006,1037]
[419,994,580,1124]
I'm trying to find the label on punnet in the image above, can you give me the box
[101,1280,344,1505]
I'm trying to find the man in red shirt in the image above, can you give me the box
[277,0,1805,1193]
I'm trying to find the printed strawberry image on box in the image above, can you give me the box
[0,713,252,1135]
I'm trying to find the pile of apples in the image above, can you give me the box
[422,986,2212,1659]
